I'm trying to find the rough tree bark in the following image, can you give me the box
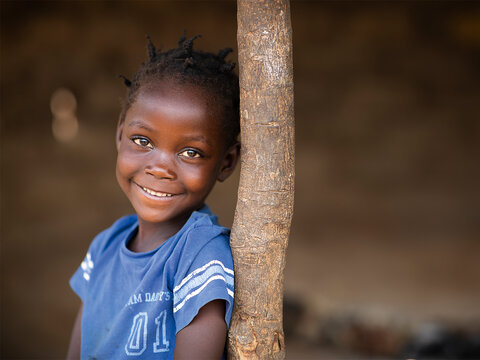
[228,0,294,359]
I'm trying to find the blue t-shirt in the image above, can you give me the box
[70,205,234,359]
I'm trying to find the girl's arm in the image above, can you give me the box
[174,300,227,360]
[66,303,83,360]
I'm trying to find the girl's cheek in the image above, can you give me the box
[117,151,137,175]
[190,169,218,192]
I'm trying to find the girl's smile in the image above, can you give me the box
[136,183,175,198]
[115,82,239,251]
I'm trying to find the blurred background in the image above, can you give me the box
[1,1,479,359]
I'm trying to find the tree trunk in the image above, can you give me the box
[228,1,294,359]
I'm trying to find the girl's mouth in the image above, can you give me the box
[136,183,175,198]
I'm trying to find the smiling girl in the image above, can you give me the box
[67,34,240,360]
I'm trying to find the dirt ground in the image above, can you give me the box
[2,2,479,359]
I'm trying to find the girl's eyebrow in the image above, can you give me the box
[127,121,211,146]
[183,135,211,146]
[128,119,153,131]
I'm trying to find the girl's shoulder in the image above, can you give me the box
[89,214,138,258]
[108,214,138,233]
[183,208,230,246]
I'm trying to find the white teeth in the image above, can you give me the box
[142,186,173,197]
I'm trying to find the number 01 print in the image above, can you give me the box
[125,311,170,356]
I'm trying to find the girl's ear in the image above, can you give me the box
[116,119,124,151]
[217,142,241,182]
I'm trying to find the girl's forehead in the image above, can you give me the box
[127,84,223,131]
[141,78,212,101]
[137,81,223,118]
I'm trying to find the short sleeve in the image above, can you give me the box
[172,227,234,333]
[69,215,137,302]
[69,228,109,302]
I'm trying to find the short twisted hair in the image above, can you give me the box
[119,32,240,147]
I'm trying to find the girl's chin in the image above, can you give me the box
[133,208,189,227]
[135,212,176,225]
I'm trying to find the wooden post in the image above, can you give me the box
[228,0,294,359]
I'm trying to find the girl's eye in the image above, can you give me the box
[179,149,201,158]
[132,137,153,149]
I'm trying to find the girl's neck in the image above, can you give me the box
[128,212,192,253]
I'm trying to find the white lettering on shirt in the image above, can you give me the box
[125,291,172,307]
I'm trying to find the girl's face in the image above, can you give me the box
[116,82,239,227]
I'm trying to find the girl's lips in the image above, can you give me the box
[134,183,177,198]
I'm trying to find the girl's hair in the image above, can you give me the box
[119,32,240,147]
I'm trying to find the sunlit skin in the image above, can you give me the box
[115,81,239,253]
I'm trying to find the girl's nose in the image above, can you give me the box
[144,153,177,180]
